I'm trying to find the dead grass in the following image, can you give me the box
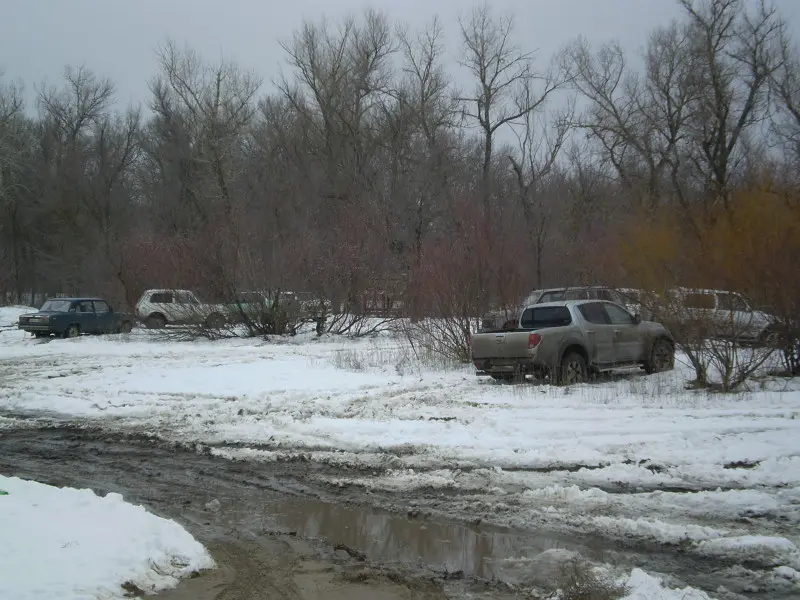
[328,338,461,375]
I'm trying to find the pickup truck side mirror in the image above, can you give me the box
[633,313,642,324]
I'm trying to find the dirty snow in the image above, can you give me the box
[1,326,799,596]
[622,568,713,599]
[0,474,214,600]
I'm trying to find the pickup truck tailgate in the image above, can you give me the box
[471,331,532,359]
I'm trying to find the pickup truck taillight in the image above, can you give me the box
[528,333,542,348]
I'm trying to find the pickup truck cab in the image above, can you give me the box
[471,300,674,384]
[18,298,135,339]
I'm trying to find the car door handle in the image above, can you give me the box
[614,329,621,336]
[586,329,595,335]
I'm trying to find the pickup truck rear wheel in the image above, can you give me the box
[559,352,588,386]
[491,373,515,381]
[63,324,80,339]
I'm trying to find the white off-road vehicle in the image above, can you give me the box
[668,287,779,345]
[134,289,227,329]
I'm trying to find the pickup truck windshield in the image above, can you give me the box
[520,306,572,329]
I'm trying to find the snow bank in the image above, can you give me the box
[0,475,214,600]
[1,332,799,580]
[0,305,33,327]
[622,568,712,599]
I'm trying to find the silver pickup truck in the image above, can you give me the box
[470,299,675,384]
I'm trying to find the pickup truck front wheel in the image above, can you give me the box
[644,338,674,374]
[558,352,588,386]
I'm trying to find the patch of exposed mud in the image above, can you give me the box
[0,427,564,599]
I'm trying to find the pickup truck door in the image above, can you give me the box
[92,300,114,332]
[576,302,616,365]
[602,302,645,363]
[75,300,99,333]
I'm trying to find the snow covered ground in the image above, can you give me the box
[1,308,800,597]
[0,474,214,600]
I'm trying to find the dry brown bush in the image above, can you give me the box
[617,188,800,388]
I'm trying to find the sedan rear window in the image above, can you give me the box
[520,306,572,329]
[40,299,72,312]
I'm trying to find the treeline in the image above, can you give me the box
[0,0,799,319]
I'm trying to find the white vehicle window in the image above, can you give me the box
[604,303,635,325]
[538,290,565,303]
[565,289,589,300]
[718,293,749,312]
[683,293,715,309]
[150,292,173,304]
[595,289,616,301]
[176,292,199,305]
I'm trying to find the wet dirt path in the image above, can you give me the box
[0,427,544,599]
[0,426,793,599]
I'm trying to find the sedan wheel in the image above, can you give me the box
[63,325,80,339]
[559,352,588,386]
[119,321,133,334]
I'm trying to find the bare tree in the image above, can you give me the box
[38,65,114,145]
[507,90,574,287]
[395,17,460,312]
[151,40,261,220]
[0,72,26,302]
[771,28,800,176]
[680,0,785,209]
[276,10,400,318]
[33,66,117,294]
[562,23,700,210]
[147,42,261,300]
[458,3,563,214]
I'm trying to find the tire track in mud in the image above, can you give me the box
[2,427,799,599]
[0,427,526,600]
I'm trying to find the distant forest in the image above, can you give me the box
[0,0,798,321]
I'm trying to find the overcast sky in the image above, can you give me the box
[3,0,800,111]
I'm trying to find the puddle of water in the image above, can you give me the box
[269,498,606,582]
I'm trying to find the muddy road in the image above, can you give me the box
[0,426,569,599]
[0,426,795,599]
